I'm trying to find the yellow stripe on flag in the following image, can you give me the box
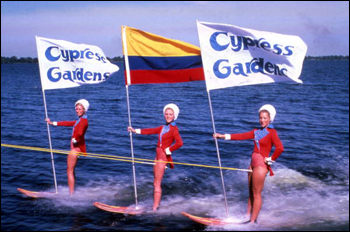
[123,26,201,57]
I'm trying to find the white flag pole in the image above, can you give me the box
[42,90,59,193]
[196,20,230,218]
[36,36,58,193]
[122,26,139,208]
[207,90,230,218]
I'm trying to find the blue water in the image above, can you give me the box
[1,61,349,231]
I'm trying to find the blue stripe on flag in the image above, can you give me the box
[128,56,203,71]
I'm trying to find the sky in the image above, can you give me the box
[1,1,349,58]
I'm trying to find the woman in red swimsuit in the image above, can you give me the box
[214,104,284,223]
[45,99,89,195]
[128,103,183,211]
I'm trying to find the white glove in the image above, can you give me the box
[165,147,172,155]
[265,157,275,166]
[72,138,78,144]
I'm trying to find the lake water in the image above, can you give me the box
[1,61,349,231]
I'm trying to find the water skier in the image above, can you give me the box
[128,103,183,211]
[45,99,89,195]
[214,104,284,223]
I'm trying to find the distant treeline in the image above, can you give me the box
[1,55,349,64]
[305,55,349,60]
[1,56,124,64]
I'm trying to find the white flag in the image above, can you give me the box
[36,36,119,90]
[196,21,307,91]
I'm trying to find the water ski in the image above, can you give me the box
[17,188,58,198]
[93,202,144,215]
[182,212,239,226]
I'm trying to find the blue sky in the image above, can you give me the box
[1,1,349,57]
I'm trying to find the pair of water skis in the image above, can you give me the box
[94,203,245,226]
[93,202,239,226]
[18,187,242,226]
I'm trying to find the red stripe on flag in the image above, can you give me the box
[125,68,204,85]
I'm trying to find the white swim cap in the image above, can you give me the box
[75,99,89,112]
[163,103,179,120]
[259,104,276,123]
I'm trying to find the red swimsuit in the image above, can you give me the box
[56,116,88,153]
[229,126,284,176]
[140,123,183,169]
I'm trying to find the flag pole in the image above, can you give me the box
[207,89,230,218]
[36,36,58,193]
[122,26,139,208]
[196,20,229,218]
[42,89,59,193]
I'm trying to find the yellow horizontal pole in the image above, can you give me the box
[1,143,252,172]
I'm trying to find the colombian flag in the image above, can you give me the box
[122,26,204,85]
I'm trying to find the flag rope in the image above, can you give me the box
[1,143,252,172]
